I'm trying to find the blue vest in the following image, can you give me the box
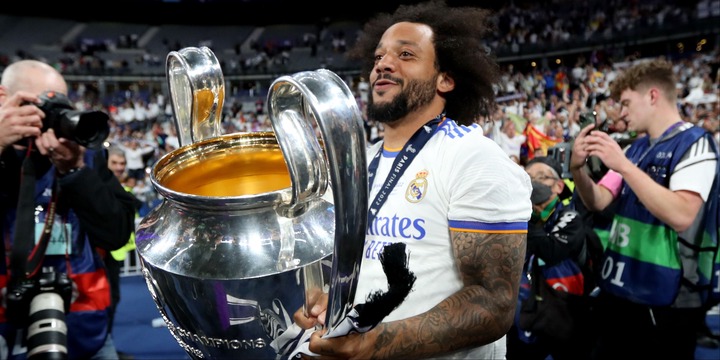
[600,125,719,306]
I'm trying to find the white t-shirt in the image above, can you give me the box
[496,131,527,160]
[354,119,532,359]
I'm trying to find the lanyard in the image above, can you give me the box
[367,114,444,227]
[632,121,685,165]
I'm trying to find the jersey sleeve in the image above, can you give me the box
[445,134,532,233]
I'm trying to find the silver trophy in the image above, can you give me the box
[135,46,367,359]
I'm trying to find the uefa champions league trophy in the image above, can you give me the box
[135,46,367,359]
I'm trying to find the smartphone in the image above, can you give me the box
[579,110,597,129]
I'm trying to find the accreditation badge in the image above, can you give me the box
[35,220,72,255]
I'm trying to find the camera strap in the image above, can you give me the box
[10,144,58,284]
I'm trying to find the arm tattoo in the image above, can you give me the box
[364,232,527,359]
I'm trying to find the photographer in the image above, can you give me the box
[506,156,601,360]
[570,59,719,360]
[0,60,138,359]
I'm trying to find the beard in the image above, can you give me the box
[366,73,438,124]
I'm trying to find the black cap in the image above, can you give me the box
[527,156,563,179]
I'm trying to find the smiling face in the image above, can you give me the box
[366,22,444,124]
[108,153,127,180]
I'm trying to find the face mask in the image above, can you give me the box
[531,197,560,222]
[530,181,554,205]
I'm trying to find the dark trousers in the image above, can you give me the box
[590,292,702,360]
[104,255,122,334]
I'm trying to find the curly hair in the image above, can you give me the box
[609,59,677,103]
[347,0,500,125]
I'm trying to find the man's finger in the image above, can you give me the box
[3,90,39,107]
[578,122,595,137]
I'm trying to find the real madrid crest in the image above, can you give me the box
[405,170,429,203]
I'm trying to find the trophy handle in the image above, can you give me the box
[166,46,225,147]
[268,69,368,334]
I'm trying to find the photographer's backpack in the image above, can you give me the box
[684,130,720,307]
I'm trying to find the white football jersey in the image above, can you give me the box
[353,119,532,359]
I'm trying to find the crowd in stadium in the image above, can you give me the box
[1,0,718,359]
[92,47,718,211]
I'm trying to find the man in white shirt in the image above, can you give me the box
[294,2,532,359]
[495,117,526,163]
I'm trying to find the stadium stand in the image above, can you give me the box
[0,1,718,359]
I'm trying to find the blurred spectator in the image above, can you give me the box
[609,118,631,142]
[495,117,527,163]
[165,125,180,152]
[115,139,155,181]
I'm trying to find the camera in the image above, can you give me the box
[6,268,72,360]
[549,140,610,183]
[27,91,110,149]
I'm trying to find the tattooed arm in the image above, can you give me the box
[303,231,526,359]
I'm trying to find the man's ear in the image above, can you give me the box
[437,73,455,93]
[553,178,565,195]
[648,87,661,105]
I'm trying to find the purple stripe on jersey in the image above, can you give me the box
[382,148,400,157]
[448,220,528,232]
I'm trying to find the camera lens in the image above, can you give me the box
[56,109,110,149]
[26,292,68,360]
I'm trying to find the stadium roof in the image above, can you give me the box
[1,0,506,26]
